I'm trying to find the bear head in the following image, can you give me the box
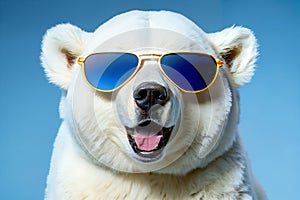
[41,10,257,174]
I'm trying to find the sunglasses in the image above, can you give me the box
[77,52,224,93]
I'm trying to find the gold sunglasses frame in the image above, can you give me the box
[77,52,224,94]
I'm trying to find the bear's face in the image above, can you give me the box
[41,11,257,174]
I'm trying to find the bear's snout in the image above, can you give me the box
[133,82,170,112]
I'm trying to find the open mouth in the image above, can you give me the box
[126,119,173,161]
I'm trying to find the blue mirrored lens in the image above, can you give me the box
[84,53,139,91]
[160,53,217,91]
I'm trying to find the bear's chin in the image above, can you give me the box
[125,119,174,162]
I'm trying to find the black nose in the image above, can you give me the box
[133,82,169,111]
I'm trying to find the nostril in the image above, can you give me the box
[135,89,148,100]
[155,88,167,100]
[153,90,162,100]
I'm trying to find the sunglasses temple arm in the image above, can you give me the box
[77,57,85,65]
[216,59,224,68]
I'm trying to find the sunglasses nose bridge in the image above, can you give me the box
[131,59,168,92]
[138,54,161,63]
[135,54,162,73]
[136,54,163,74]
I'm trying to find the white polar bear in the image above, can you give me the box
[41,10,267,200]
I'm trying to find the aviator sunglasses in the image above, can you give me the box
[77,52,224,93]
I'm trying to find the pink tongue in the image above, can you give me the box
[133,133,162,151]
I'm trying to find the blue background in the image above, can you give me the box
[0,0,299,199]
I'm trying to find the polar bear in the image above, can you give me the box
[41,10,267,200]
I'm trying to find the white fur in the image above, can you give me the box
[41,10,267,200]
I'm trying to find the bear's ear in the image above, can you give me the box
[41,23,91,90]
[207,26,258,87]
